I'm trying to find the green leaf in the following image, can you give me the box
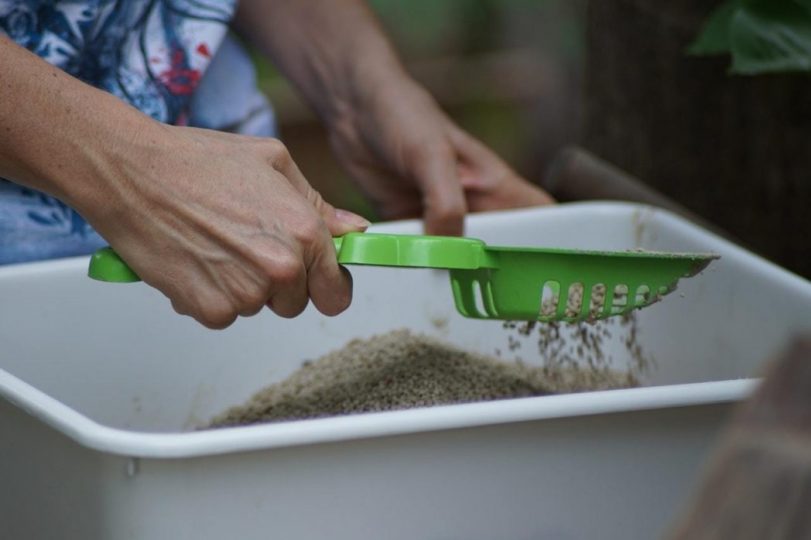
[688,0,740,56]
[730,0,811,74]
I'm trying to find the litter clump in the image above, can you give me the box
[208,329,638,428]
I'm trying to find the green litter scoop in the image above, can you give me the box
[88,233,716,323]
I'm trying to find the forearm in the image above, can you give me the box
[233,0,408,124]
[233,0,552,237]
[0,37,160,215]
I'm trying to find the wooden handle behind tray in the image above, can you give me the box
[542,146,733,240]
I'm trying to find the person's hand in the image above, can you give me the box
[233,0,552,235]
[325,75,554,235]
[0,37,367,329]
[80,125,369,329]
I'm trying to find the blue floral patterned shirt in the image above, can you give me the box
[0,1,276,264]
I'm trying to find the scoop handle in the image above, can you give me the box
[88,233,496,283]
[88,247,141,283]
[88,238,345,283]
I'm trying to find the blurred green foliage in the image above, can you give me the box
[690,0,811,74]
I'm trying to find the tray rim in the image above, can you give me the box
[1,201,808,459]
[0,369,755,459]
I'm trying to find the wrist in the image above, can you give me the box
[7,99,165,235]
[323,60,413,131]
[235,0,410,129]
[56,103,168,226]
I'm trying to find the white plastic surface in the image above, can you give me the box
[1,203,809,539]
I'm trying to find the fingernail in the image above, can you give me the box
[335,208,371,229]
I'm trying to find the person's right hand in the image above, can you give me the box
[81,124,370,329]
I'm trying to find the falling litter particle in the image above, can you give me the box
[207,329,638,428]
[502,312,652,381]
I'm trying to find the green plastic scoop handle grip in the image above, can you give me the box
[88,233,493,283]
[88,233,717,322]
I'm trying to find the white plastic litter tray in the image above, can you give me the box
[1,202,810,540]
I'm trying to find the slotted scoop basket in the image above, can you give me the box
[88,233,716,323]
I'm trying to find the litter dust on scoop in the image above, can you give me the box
[207,323,646,428]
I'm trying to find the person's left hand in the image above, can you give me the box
[325,75,554,236]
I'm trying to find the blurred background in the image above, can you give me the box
[252,0,810,280]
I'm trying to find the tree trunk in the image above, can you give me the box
[583,0,811,279]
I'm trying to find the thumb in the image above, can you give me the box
[303,184,370,236]
[275,149,371,236]
[329,207,372,236]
